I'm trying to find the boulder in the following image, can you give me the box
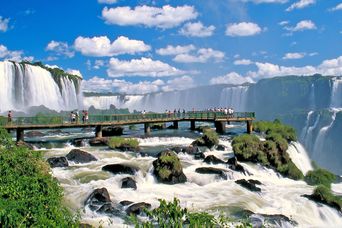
[170,146,199,155]
[102,126,124,137]
[121,177,137,190]
[66,149,97,163]
[195,167,227,179]
[25,131,44,137]
[235,179,261,192]
[120,200,134,206]
[126,202,151,215]
[191,129,219,148]
[47,157,69,168]
[151,124,166,130]
[216,144,226,151]
[84,188,111,211]
[229,163,246,175]
[16,141,35,150]
[89,137,108,146]
[71,138,86,147]
[153,151,187,184]
[97,203,120,215]
[102,164,138,175]
[115,144,140,152]
[194,152,205,160]
[203,155,226,164]
[227,157,238,166]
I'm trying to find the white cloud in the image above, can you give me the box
[283,52,305,60]
[234,59,253,65]
[279,20,289,26]
[74,36,150,57]
[226,22,262,37]
[107,57,184,77]
[0,44,33,62]
[242,0,288,3]
[98,0,117,4]
[46,41,75,58]
[156,45,195,56]
[162,76,195,91]
[285,20,316,32]
[286,0,315,11]
[210,72,254,85]
[66,69,83,78]
[0,16,10,32]
[173,48,224,63]
[102,5,198,29]
[179,21,215,37]
[330,3,342,11]
[94,60,106,69]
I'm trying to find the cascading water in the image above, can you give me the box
[219,86,248,111]
[330,77,342,108]
[286,142,313,175]
[0,61,82,112]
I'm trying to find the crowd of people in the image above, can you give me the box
[70,110,89,123]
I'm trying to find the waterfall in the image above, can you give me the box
[330,77,342,108]
[219,86,248,111]
[301,112,321,153]
[0,61,82,112]
[309,83,315,109]
[287,142,313,175]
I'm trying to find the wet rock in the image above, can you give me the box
[170,146,199,155]
[47,157,69,168]
[25,131,44,137]
[229,163,246,175]
[66,149,97,164]
[16,141,35,150]
[84,188,111,211]
[195,167,227,179]
[248,179,262,185]
[194,152,205,160]
[203,155,226,164]
[48,129,64,135]
[153,150,187,184]
[126,202,151,215]
[102,164,138,175]
[121,177,137,190]
[216,144,226,151]
[235,179,261,192]
[115,144,140,152]
[120,200,134,206]
[89,137,108,146]
[97,203,120,215]
[102,126,124,137]
[72,138,86,147]
[151,124,166,130]
[240,210,298,228]
[227,156,238,166]
[79,223,93,228]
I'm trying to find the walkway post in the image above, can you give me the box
[16,129,24,142]
[247,120,253,134]
[173,121,179,129]
[95,125,103,138]
[190,120,195,130]
[144,123,151,134]
[215,121,225,134]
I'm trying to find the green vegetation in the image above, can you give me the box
[305,168,336,188]
[107,137,139,150]
[0,128,79,226]
[310,185,342,211]
[192,128,219,148]
[232,120,303,180]
[129,198,252,228]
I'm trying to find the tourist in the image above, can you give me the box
[82,110,86,123]
[224,108,228,115]
[71,112,76,123]
[7,110,12,123]
[75,110,79,123]
[85,110,89,123]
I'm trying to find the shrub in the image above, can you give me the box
[107,137,139,150]
[0,128,79,227]
[311,185,342,211]
[232,134,262,161]
[305,168,336,188]
[192,129,219,148]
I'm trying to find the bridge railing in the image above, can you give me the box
[0,111,255,127]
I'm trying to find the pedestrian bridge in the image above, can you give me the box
[0,111,255,142]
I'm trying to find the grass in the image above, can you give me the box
[193,128,219,148]
[107,137,139,150]
[0,128,79,226]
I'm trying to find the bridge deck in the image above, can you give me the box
[1,112,255,130]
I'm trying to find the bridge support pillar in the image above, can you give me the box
[215,121,225,134]
[247,121,253,134]
[173,121,179,129]
[95,125,103,138]
[16,129,24,142]
[144,123,151,134]
[190,120,196,130]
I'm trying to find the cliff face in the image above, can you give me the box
[0,61,83,112]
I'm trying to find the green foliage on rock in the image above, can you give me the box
[129,198,252,228]
[107,137,139,150]
[305,168,336,188]
[192,128,219,148]
[232,120,304,180]
[310,185,342,212]
[0,128,79,227]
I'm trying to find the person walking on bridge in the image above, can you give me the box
[7,111,12,124]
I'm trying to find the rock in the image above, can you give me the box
[84,188,111,211]
[120,200,134,206]
[203,155,226,164]
[151,124,166,130]
[248,179,262,185]
[115,144,140,152]
[216,144,226,151]
[102,126,124,137]
[227,157,238,166]
[97,203,120,215]
[229,163,246,175]
[66,149,97,163]
[47,157,69,168]
[25,131,44,137]
[194,152,205,160]
[235,179,261,192]
[121,177,137,190]
[102,164,138,175]
[47,129,63,134]
[72,138,86,147]
[79,224,93,228]
[126,202,151,215]
[89,137,108,146]
[16,141,35,150]
[195,167,227,179]
[153,151,187,184]
[170,146,199,155]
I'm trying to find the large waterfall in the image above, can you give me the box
[0,61,82,112]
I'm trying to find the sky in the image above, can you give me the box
[1,0,342,94]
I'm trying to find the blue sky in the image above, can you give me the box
[1,0,342,94]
